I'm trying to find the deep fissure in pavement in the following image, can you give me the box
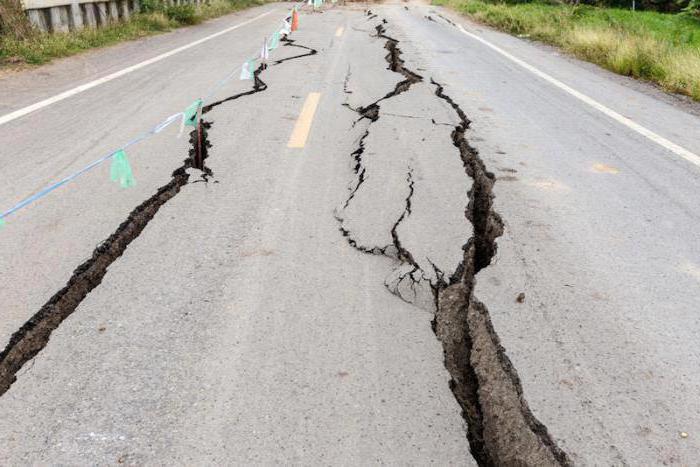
[0,42,318,398]
[337,19,570,466]
[432,79,570,466]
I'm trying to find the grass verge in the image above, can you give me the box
[433,0,700,100]
[0,0,262,67]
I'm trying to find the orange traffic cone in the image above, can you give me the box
[291,9,299,32]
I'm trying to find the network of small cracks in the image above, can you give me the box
[335,21,425,264]
[337,22,446,301]
[0,38,319,399]
[336,18,570,467]
[386,168,435,305]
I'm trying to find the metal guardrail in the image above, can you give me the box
[22,0,200,33]
[22,0,139,32]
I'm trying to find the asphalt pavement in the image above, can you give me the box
[0,1,699,464]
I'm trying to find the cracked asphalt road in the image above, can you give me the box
[1,0,700,464]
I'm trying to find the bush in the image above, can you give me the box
[435,0,700,99]
[139,0,163,13]
[139,0,202,24]
[684,0,700,15]
[164,4,201,24]
[1,0,261,66]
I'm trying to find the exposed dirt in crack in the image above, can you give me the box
[0,41,319,399]
[431,79,571,466]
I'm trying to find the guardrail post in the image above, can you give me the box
[83,4,97,27]
[27,9,49,32]
[96,2,108,25]
[119,0,129,20]
[108,0,119,21]
[49,6,69,32]
[69,1,84,30]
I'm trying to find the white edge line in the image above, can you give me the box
[457,24,700,169]
[0,9,275,127]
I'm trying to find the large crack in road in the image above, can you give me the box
[433,80,570,466]
[2,14,569,463]
[0,41,318,398]
[336,17,570,466]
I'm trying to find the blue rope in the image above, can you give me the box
[0,113,181,221]
[0,3,308,223]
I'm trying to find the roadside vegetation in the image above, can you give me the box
[0,0,261,67]
[433,0,700,100]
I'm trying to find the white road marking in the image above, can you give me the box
[457,24,700,169]
[0,10,275,127]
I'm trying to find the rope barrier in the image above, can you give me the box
[0,0,312,226]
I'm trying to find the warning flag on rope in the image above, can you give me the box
[261,37,269,63]
[0,217,5,229]
[240,59,254,80]
[179,98,203,137]
[268,31,280,50]
[183,99,202,127]
[110,149,135,189]
[281,19,291,37]
[291,9,299,32]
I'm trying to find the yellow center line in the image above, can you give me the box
[335,26,344,37]
[287,92,322,149]
[592,163,619,174]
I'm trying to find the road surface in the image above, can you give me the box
[0,1,699,464]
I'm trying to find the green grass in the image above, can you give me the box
[0,0,262,66]
[433,0,700,100]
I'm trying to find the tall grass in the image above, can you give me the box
[434,0,700,100]
[0,0,34,40]
[0,0,261,66]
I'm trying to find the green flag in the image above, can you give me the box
[0,217,5,229]
[110,149,135,189]
[268,31,280,50]
[183,98,203,127]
